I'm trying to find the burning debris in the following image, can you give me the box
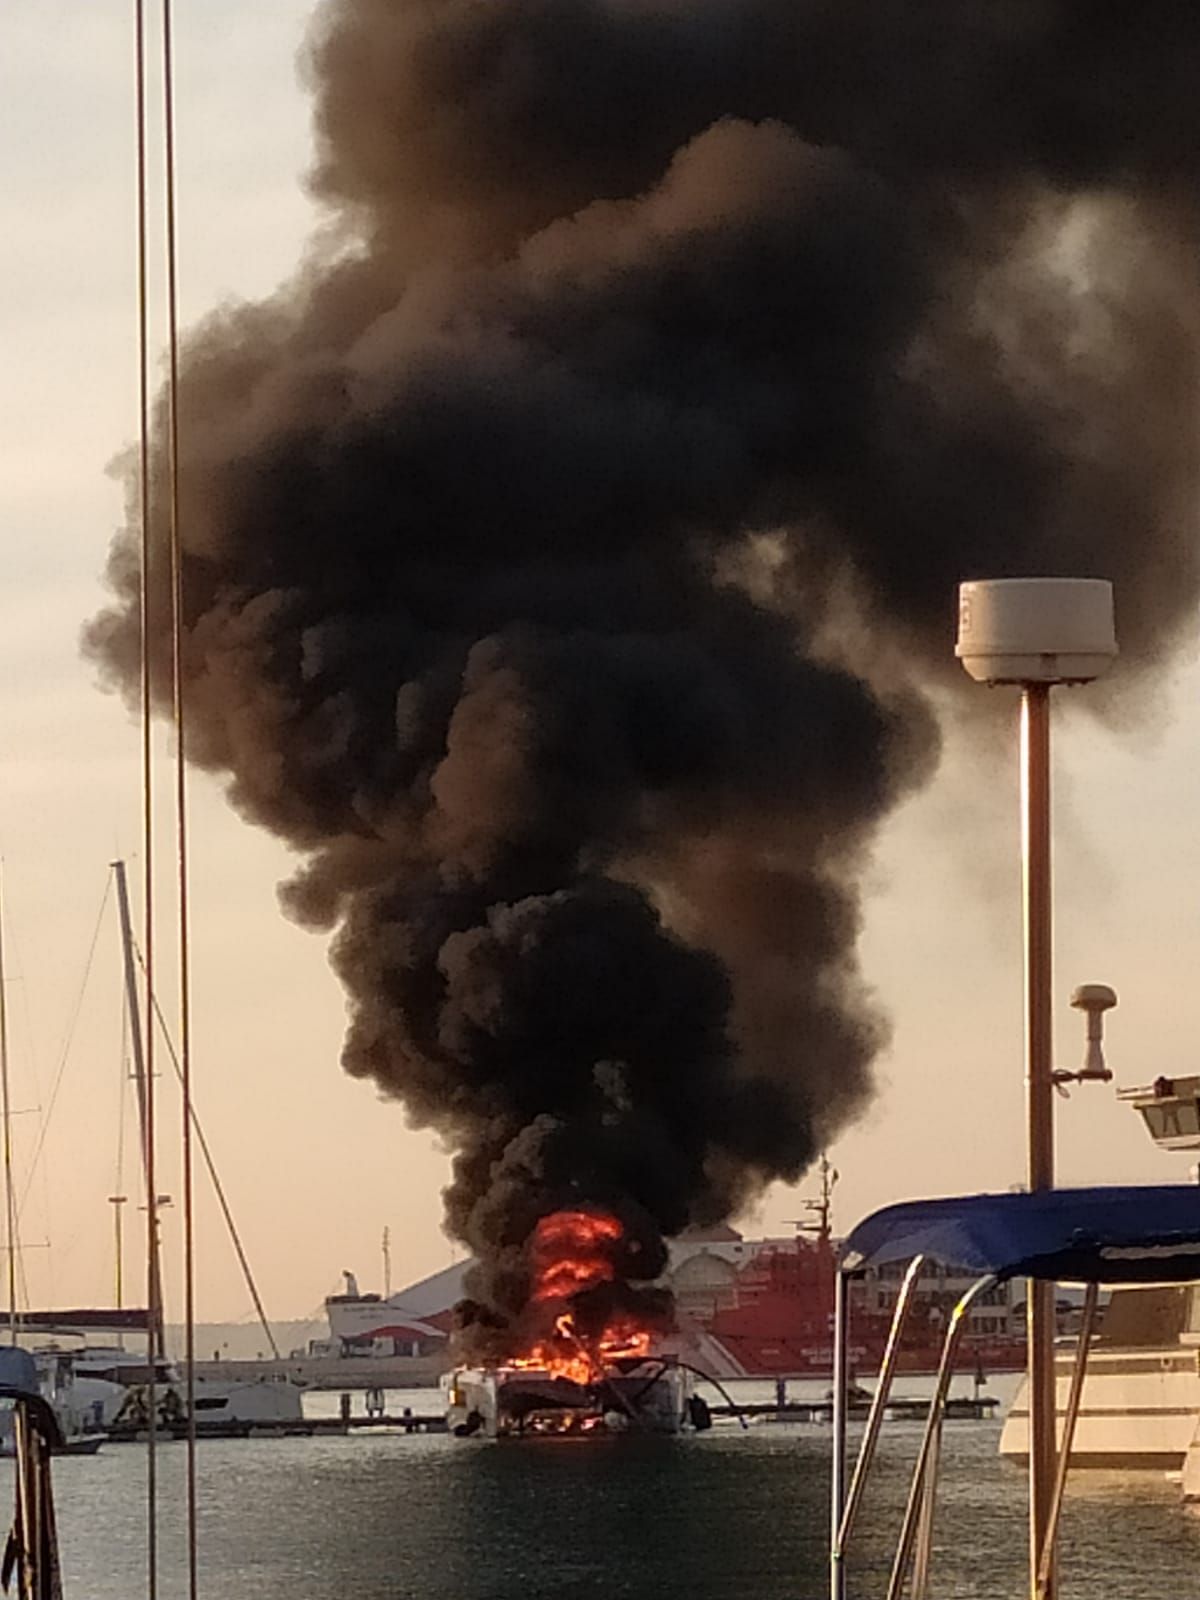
[86,2,1200,1365]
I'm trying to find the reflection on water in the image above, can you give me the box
[23,1411,1200,1599]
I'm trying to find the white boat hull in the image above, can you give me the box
[444,1362,697,1438]
[1000,1348,1200,1470]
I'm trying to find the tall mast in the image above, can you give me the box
[0,867,18,1339]
[112,858,165,1358]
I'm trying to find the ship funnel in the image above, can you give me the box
[1069,984,1118,1083]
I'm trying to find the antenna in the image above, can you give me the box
[787,1154,839,1246]
[1053,985,1118,1092]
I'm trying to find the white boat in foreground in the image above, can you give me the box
[1000,1073,1200,1479]
[831,1183,1200,1599]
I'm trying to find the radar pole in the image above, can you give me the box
[956,578,1116,1600]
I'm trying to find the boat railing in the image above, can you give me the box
[0,1346,64,1600]
[829,1184,1200,1600]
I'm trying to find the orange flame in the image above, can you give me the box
[529,1210,622,1303]
[505,1209,654,1383]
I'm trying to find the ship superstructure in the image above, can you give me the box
[324,1212,1026,1381]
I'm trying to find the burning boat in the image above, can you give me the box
[443,1357,703,1439]
[445,1208,710,1437]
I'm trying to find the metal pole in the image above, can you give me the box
[110,1195,127,1353]
[112,860,166,1360]
[830,1268,849,1600]
[0,868,19,1340]
[111,1197,125,1309]
[912,1407,944,1600]
[1022,684,1057,1600]
[1036,1281,1099,1598]
[837,1254,927,1558]
[887,1275,998,1600]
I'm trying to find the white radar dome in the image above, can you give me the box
[955,578,1116,685]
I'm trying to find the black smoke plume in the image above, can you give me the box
[86,1,1200,1345]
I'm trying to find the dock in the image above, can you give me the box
[106,1410,448,1442]
[709,1395,1000,1424]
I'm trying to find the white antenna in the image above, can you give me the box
[1053,985,1118,1093]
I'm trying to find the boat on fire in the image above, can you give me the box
[443,1356,708,1438]
[442,1208,716,1438]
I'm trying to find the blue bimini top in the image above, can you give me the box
[839,1185,1200,1285]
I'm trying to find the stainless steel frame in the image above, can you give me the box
[829,1266,997,1600]
[831,1254,928,1600]
[1035,1282,1099,1600]
[829,1258,1103,1600]
[886,1274,998,1600]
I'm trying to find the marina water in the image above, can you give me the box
[25,1384,1200,1599]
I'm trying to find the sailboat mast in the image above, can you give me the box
[0,868,17,1338]
[112,858,165,1357]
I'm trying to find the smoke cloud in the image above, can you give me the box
[86,0,1200,1341]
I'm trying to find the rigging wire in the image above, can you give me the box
[116,983,128,1211]
[114,972,130,1314]
[11,909,52,1311]
[17,876,112,1220]
[133,0,160,1592]
[2,920,35,1318]
[135,954,281,1361]
[160,3,199,1591]
[0,864,20,1338]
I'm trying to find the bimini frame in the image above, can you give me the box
[829,1184,1200,1600]
[0,1346,65,1600]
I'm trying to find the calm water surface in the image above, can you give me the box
[30,1405,1200,1599]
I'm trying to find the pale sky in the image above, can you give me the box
[2,1,1199,1328]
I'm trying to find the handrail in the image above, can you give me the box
[830,1268,849,1600]
[835,1253,927,1564]
[886,1274,999,1600]
[1035,1281,1099,1598]
[911,1404,943,1600]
